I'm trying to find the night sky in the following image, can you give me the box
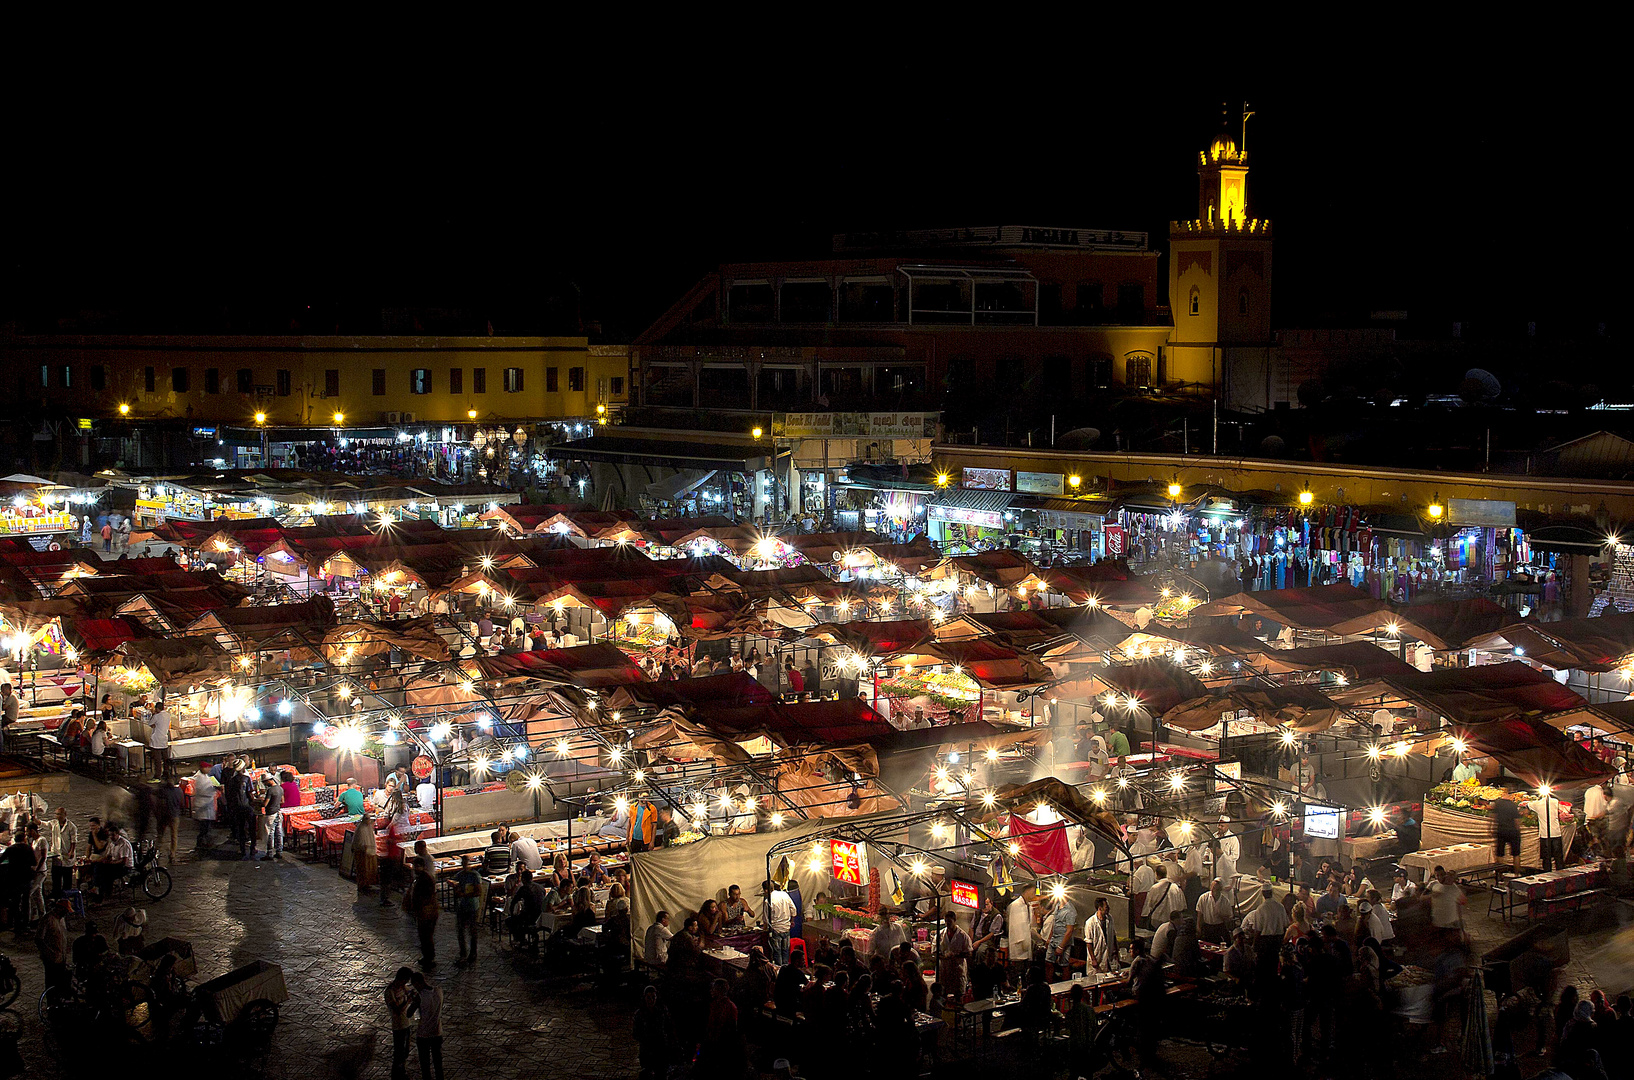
[5,69,1620,342]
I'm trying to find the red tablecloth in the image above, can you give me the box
[281,806,327,833]
[1509,864,1607,904]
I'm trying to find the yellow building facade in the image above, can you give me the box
[3,334,630,426]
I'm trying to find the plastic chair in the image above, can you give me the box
[787,937,808,968]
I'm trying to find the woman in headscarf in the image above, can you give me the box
[1555,999,1608,1079]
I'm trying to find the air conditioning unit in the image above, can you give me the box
[382,411,401,423]
[401,412,415,423]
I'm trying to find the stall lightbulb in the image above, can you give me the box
[1427,502,1444,520]
[1298,490,1313,506]
[337,685,352,700]
[1091,787,1107,804]
[1168,773,1186,791]
[387,715,403,729]
[556,739,571,757]
[119,403,130,415]
[333,411,345,424]
[608,747,624,763]
[1392,741,1409,757]
[1124,696,1139,711]
[1199,661,1214,675]
[808,859,824,874]
[985,748,998,763]
[238,656,252,669]
[526,775,542,790]
[1167,482,1182,498]
[931,823,948,839]
[982,791,997,808]
[1450,738,1467,754]
[742,796,756,812]
[1036,802,1051,816]
[935,767,948,782]
[1179,821,1193,836]
[1273,801,1287,817]
[632,769,645,784]
[614,797,629,815]
[1007,842,1020,856]
[65,649,80,663]
[770,813,784,828]
[1115,776,1129,789]
[1050,880,1067,901]
[511,745,528,761]
[1368,806,1386,825]
[1385,622,1400,637]
[611,711,621,722]
[429,722,451,742]
[1538,784,1551,798]
[277,699,292,716]
[1160,587,1171,598]
[474,756,490,775]
[910,859,928,876]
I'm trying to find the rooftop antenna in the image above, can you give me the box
[1241,101,1256,154]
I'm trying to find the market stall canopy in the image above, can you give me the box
[188,596,337,638]
[472,643,647,688]
[1163,684,1343,733]
[993,777,1128,854]
[954,612,1068,649]
[1465,612,1634,673]
[716,565,849,604]
[1252,641,1420,681]
[1572,700,1634,738]
[151,517,287,555]
[857,540,942,575]
[606,672,774,712]
[1087,660,1210,716]
[64,615,148,655]
[1457,713,1615,786]
[924,550,1043,589]
[1388,661,1588,723]
[1191,583,1391,633]
[781,531,882,565]
[1391,598,1522,652]
[698,698,896,746]
[806,619,936,657]
[641,592,765,641]
[103,637,234,688]
[1163,624,1277,657]
[324,616,449,663]
[1034,606,1147,652]
[1041,564,1164,608]
[915,638,1055,689]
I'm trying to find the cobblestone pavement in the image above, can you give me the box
[5,773,638,1079]
[6,771,1629,1079]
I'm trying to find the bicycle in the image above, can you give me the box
[127,841,173,901]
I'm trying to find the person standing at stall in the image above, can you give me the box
[940,910,974,1002]
[384,967,416,1080]
[1084,896,1116,974]
[145,699,174,781]
[1492,794,1523,873]
[191,764,220,848]
[44,807,77,899]
[762,879,796,965]
[409,971,444,1080]
[1528,788,1565,872]
[408,855,440,968]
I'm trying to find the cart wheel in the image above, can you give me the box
[0,967,19,1011]
[144,866,174,900]
[238,999,279,1046]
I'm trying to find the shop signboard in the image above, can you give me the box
[779,412,939,439]
[961,467,1011,491]
[1447,498,1515,528]
[0,512,73,537]
[1015,471,1064,495]
[1103,525,1126,557]
[927,504,1005,529]
[949,880,979,909]
[830,839,866,885]
[1303,804,1341,840]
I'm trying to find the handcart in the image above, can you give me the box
[187,960,287,1047]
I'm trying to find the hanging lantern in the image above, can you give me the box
[513,425,527,446]
[471,429,487,451]
[485,446,495,458]
[477,465,489,479]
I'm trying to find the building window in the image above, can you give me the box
[39,365,49,388]
[1239,287,1250,316]
[1088,357,1113,389]
[568,367,585,392]
[1117,283,1145,323]
[546,367,559,392]
[325,369,340,397]
[410,369,431,394]
[1126,354,1153,389]
[504,368,524,393]
[449,368,462,394]
[473,368,486,394]
[172,367,190,393]
[610,376,624,396]
[237,368,253,393]
[372,369,386,396]
[144,366,156,393]
[91,365,106,391]
[727,282,775,322]
[276,369,291,397]
[1076,282,1104,322]
[779,280,832,322]
[205,368,220,394]
[1189,287,1200,316]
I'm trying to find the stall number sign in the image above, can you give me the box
[1303,804,1341,840]
[950,880,979,909]
[830,839,866,885]
[1103,525,1126,557]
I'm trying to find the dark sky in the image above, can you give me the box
[5,62,1621,340]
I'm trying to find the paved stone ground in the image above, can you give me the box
[4,772,638,1079]
[5,771,1629,1079]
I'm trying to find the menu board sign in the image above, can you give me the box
[950,880,979,908]
[1015,471,1064,495]
[1303,804,1341,840]
[961,467,1011,491]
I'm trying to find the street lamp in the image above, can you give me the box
[254,411,268,465]
[936,472,951,488]
[118,403,130,416]
[1068,475,1081,490]
[333,411,345,425]
[1427,495,1444,520]
[468,408,478,420]
[254,411,266,424]
[1298,490,1313,506]
[1167,481,1182,498]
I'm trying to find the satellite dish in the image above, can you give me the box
[1259,435,1286,455]
[1056,427,1101,450]
[1464,368,1502,398]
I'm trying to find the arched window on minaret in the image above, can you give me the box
[1189,287,1200,316]
[1238,287,1250,316]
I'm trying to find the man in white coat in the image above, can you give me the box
[1004,888,1033,981]
[1214,817,1240,888]
[1083,896,1116,974]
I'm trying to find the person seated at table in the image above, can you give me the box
[1223,929,1254,985]
[667,915,702,974]
[504,868,547,939]
[1390,867,1418,901]
[568,886,597,934]
[644,910,673,967]
[548,853,574,894]
[280,771,302,810]
[739,945,777,1011]
[338,779,365,817]
[88,720,116,767]
[1333,900,1359,945]
[718,883,751,930]
[72,919,109,979]
[509,831,543,873]
[1315,880,1347,920]
[1341,864,1373,898]
[582,850,610,887]
[1011,966,1054,1037]
[696,898,722,943]
[900,959,929,1013]
[87,822,134,901]
[800,964,830,1017]
[969,946,1009,1001]
[598,801,631,841]
[605,882,630,922]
